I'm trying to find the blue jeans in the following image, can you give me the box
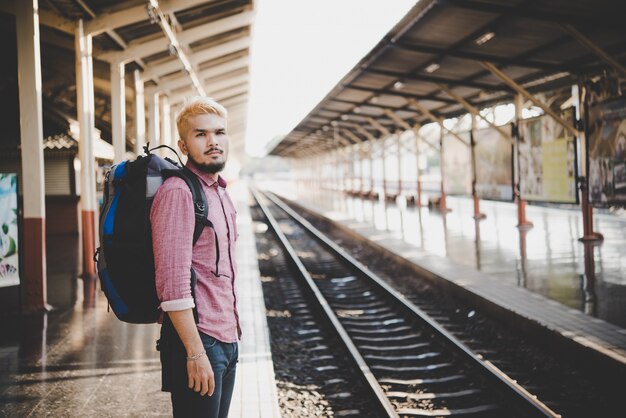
[170,333,238,418]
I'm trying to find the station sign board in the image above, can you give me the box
[0,173,20,288]
[518,108,578,203]
[472,126,514,201]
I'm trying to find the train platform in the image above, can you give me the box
[270,184,626,369]
[0,181,281,417]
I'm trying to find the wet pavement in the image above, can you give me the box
[0,271,171,417]
[273,182,626,330]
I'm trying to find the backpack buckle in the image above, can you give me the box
[195,202,205,212]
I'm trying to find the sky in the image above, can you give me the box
[244,0,418,157]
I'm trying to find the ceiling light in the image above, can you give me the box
[425,62,440,73]
[316,129,322,135]
[322,125,329,131]
[370,96,379,104]
[330,120,338,126]
[475,31,495,46]
[341,114,349,120]
[353,106,362,114]
[393,81,405,90]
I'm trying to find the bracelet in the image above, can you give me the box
[186,350,206,361]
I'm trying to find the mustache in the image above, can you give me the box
[204,147,224,154]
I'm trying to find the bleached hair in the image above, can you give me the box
[176,96,228,139]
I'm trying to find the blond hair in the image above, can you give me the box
[176,96,228,139]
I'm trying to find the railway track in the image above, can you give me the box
[252,188,560,418]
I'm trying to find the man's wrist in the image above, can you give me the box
[186,350,206,361]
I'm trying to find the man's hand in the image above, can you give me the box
[167,309,215,396]
[187,354,215,396]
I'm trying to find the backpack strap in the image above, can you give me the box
[162,168,210,245]
[161,168,211,325]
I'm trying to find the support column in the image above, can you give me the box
[514,94,533,229]
[358,144,364,195]
[170,105,178,148]
[413,126,422,207]
[161,95,171,148]
[76,19,97,281]
[577,84,603,241]
[396,133,402,198]
[470,116,486,219]
[439,128,448,211]
[17,0,48,311]
[111,61,126,163]
[148,92,160,148]
[381,137,388,199]
[134,70,145,155]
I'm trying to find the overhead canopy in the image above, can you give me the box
[270,0,625,158]
[1,0,254,156]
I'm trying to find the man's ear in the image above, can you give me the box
[178,139,187,155]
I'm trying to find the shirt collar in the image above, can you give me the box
[185,161,228,188]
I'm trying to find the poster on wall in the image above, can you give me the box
[0,173,20,288]
[518,109,578,203]
[587,96,626,207]
[473,126,514,201]
[442,131,472,196]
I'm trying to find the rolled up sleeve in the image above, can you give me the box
[150,182,195,311]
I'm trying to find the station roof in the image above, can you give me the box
[1,0,254,156]
[269,0,625,158]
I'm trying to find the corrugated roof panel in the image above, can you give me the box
[404,6,498,48]
[368,48,434,73]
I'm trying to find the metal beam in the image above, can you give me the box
[383,109,412,131]
[392,42,563,72]
[0,2,75,34]
[169,82,248,106]
[154,56,249,93]
[84,0,210,36]
[98,10,255,63]
[560,24,626,78]
[348,85,456,105]
[407,98,469,147]
[480,62,580,137]
[148,0,205,96]
[142,37,251,81]
[366,67,508,92]
[366,117,391,137]
[437,84,513,144]
[340,129,362,145]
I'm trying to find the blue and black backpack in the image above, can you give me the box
[95,145,208,323]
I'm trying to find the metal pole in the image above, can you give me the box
[75,19,98,284]
[111,61,126,163]
[396,133,402,198]
[413,125,422,207]
[470,115,486,219]
[148,91,160,147]
[17,0,48,311]
[439,127,448,211]
[514,94,533,229]
[577,84,603,241]
[161,95,171,148]
[134,70,145,155]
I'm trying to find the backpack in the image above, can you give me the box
[95,145,208,323]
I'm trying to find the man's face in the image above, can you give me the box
[178,113,229,174]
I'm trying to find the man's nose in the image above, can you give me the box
[206,133,218,146]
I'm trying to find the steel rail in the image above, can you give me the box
[250,186,400,418]
[260,189,561,418]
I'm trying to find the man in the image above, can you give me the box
[151,96,240,418]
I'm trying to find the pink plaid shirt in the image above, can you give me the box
[150,163,240,342]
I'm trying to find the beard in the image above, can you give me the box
[188,155,226,174]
